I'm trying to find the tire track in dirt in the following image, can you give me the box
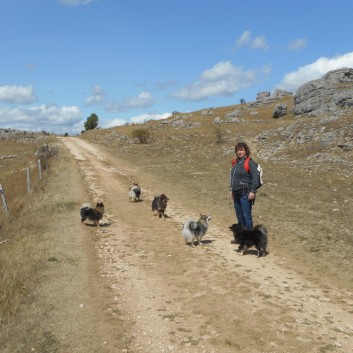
[60,137,353,353]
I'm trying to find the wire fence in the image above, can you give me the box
[0,146,58,219]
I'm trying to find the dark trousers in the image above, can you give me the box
[233,192,253,230]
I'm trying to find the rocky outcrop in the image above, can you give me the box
[293,67,353,115]
[251,89,292,107]
[256,91,271,101]
[272,89,292,99]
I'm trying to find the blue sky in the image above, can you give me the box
[1,0,353,135]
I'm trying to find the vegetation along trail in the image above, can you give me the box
[52,136,353,353]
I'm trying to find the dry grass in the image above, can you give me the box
[0,135,60,316]
[0,205,47,315]
[0,136,58,217]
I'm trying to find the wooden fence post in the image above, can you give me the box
[0,184,10,216]
[26,168,31,193]
[38,159,42,180]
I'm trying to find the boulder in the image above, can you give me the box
[272,104,287,118]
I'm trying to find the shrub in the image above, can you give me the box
[214,125,225,143]
[131,128,151,143]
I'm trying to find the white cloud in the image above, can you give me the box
[85,85,106,106]
[130,112,171,124]
[235,31,268,50]
[104,91,155,113]
[102,118,127,128]
[173,61,268,101]
[100,112,171,130]
[201,61,237,81]
[236,31,251,46]
[122,91,155,109]
[0,85,37,103]
[251,36,268,50]
[277,52,353,92]
[287,38,308,51]
[0,104,82,134]
[58,0,96,6]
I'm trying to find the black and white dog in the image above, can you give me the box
[152,194,169,218]
[229,224,268,257]
[182,214,211,247]
[128,182,141,202]
[80,202,105,227]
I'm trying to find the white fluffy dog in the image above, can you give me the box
[182,214,211,247]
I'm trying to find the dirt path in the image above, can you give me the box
[50,137,353,353]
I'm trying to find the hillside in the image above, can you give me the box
[79,92,353,293]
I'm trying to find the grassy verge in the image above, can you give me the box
[0,136,60,317]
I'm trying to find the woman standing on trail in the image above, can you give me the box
[229,142,260,230]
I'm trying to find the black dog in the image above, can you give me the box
[229,224,268,257]
[152,194,169,218]
[80,202,105,226]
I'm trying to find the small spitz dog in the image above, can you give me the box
[128,182,141,202]
[229,223,268,257]
[152,194,169,218]
[80,202,105,226]
[182,214,211,247]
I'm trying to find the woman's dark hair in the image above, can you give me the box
[235,142,250,157]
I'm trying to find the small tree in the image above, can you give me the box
[84,113,99,131]
[131,128,150,143]
[240,98,246,105]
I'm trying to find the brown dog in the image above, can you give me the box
[151,194,169,218]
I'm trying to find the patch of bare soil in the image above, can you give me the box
[3,136,352,353]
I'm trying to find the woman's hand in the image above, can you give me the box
[248,192,255,200]
[229,191,234,199]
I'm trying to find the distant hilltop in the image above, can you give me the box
[0,128,50,141]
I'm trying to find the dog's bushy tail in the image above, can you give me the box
[80,203,92,218]
[182,220,196,242]
[80,203,92,210]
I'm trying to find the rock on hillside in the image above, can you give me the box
[293,67,353,115]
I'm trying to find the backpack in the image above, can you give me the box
[232,157,263,189]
